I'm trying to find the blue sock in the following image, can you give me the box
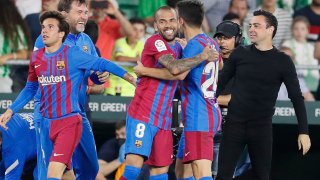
[199,176,213,180]
[47,178,60,180]
[122,165,141,180]
[177,176,196,180]
[150,173,168,180]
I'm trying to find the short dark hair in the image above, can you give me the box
[176,0,204,28]
[223,12,240,21]
[40,11,70,42]
[130,18,146,30]
[253,10,278,38]
[229,0,250,10]
[154,6,176,21]
[166,0,183,8]
[115,120,126,130]
[57,0,87,12]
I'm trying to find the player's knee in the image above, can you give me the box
[175,161,193,179]
[149,166,169,176]
[47,162,66,179]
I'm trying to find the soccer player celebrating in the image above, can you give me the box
[121,6,218,180]
[34,1,108,179]
[133,2,221,179]
[172,1,222,180]
[0,11,135,180]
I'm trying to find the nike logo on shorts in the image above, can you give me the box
[185,152,190,157]
[53,153,64,157]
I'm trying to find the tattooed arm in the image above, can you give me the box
[134,61,188,80]
[159,45,218,75]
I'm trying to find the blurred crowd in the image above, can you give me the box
[0,0,320,100]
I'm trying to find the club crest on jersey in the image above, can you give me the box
[135,140,142,147]
[155,40,167,52]
[56,61,65,70]
[82,45,89,52]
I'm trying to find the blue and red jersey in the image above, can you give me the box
[180,34,222,132]
[10,45,127,119]
[128,34,182,130]
[34,33,98,113]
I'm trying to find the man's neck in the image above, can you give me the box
[46,42,63,54]
[184,26,203,42]
[222,53,230,59]
[254,40,273,51]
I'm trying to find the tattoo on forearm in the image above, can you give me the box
[159,54,203,75]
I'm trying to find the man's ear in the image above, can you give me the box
[154,22,158,32]
[59,31,65,39]
[268,26,275,35]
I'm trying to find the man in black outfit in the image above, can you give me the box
[216,10,311,180]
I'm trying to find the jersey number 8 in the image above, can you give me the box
[135,123,146,138]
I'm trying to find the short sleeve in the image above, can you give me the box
[182,40,203,58]
[144,35,173,62]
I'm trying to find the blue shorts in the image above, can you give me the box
[0,141,37,179]
[36,115,98,180]
[125,115,173,166]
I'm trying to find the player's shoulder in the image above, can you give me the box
[145,34,169,52]
[78,32,91,40]
[145,34,166,44]
[236,44,250,52]
[31,47,45,62]
[68,45,82,52]
[275,48,291,62]
[34,35,44,51]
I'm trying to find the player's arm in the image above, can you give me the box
[159,45,219,75]
[134,61,187,80]
[282,55,311,155]
[73,48,136,86]
[86,85,105,95]
[216,47,238,96]
[0,59,38,130]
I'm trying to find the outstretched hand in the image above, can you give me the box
[200,44,219,62]
[298,134,311,155]
[0,109,13,130]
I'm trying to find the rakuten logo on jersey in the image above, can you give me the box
[38,75,66,86]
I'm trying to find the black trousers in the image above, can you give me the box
[216,117,273,180]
